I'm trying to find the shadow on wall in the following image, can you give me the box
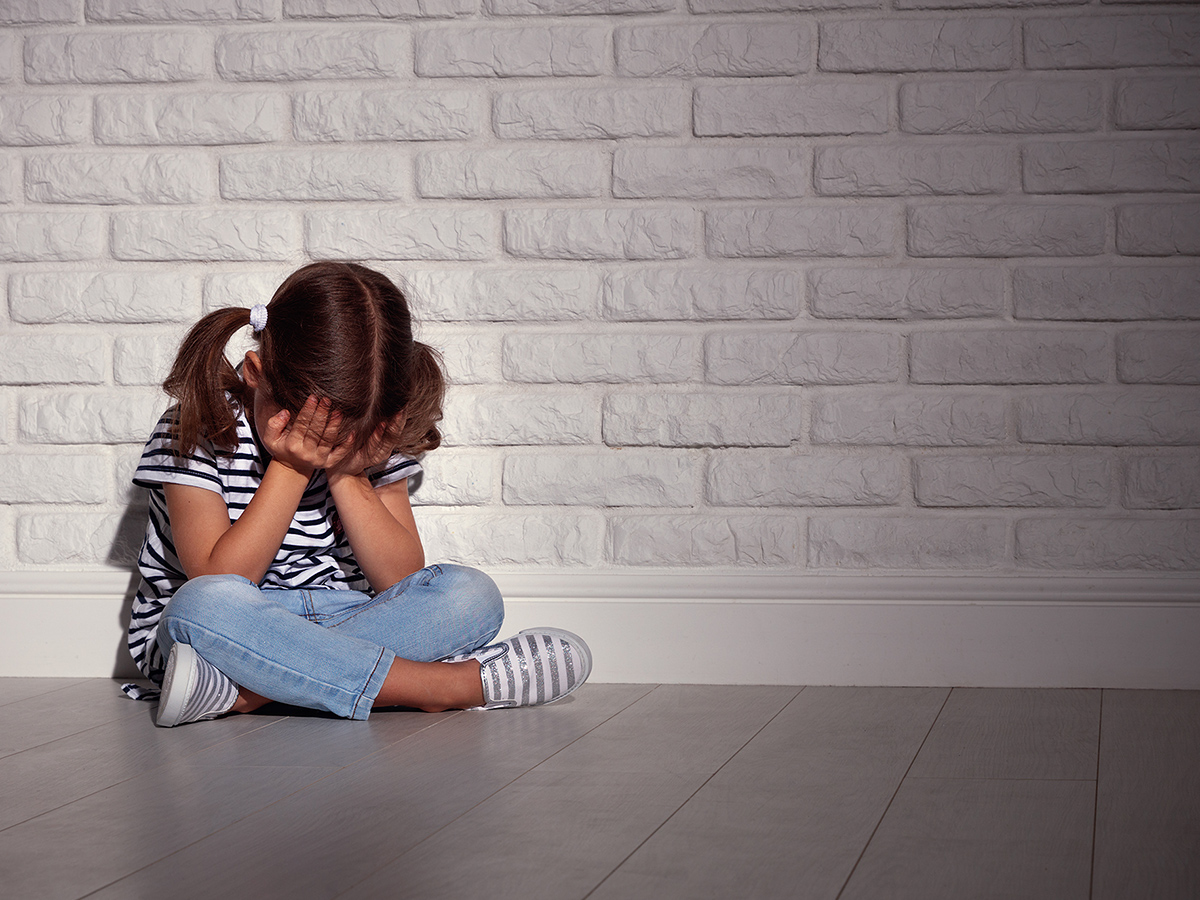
[106,494,148,680]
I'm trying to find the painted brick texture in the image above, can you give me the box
[0,2,1197,577]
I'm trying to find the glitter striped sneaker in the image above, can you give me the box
[156,642,240,727]
[454,629,592,709]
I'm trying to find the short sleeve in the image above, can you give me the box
[366,453,421,489]
[132,408,225,497]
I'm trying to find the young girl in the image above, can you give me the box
[126,261,591,727]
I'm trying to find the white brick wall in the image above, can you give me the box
[0,0,1197,578]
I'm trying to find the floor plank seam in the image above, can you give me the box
[1088,689,1106,900]
[580,685,809,900]
[833,686,954,900]
[331,683,663,900]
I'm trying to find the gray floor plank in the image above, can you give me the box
[0,762,340,900]
[588,686,949,900]
[1093,689,1200,900]
[0,708,282,830]
[87,684,654,900]
[0,677,88,707]
[840,778,1095,900]
[909,687,1100,780]
[337,684,801,900]
[0,679,145,759]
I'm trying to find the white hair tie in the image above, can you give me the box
[249,304,268,333]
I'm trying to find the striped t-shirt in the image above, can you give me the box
[128,406,421,685]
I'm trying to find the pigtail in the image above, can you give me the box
[163,307,254,458]
[394,340,445,457]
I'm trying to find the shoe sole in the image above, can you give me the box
[155,643,197,728]
[518,627,593,705]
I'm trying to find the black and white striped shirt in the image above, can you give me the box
[128,406,420,684]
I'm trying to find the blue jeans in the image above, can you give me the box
[157,564,504,720]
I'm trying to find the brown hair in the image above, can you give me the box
[163,262,445,461]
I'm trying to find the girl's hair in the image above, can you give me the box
[163,261,445,461]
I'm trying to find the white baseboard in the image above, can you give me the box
[3,570,1199,689]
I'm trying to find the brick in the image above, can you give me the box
[85,0,273,20]
[285,0,473,16]
[404,269,598,321]
[408,453,493,507]
[0,160,14,203]
[1118,330,1200,384]
[1,0,77,22]
[505,209,695,260]
[441,389,597,445]
[706,331,901,385]
[915,454,1111,507]
[0,97,90,146]
[694,83,889,136]
[690,0,883,9]
[604,268,801,321]
[608,514,798,567]
[19,390,165,443]
[0,35,13,83]
[26,151,210,204]
[1025,15,1200,69]
[604,392,804,447]
[1116,77,1200,131]
[95,92,288,145]
[503,333,696,383]
[0,213,103,261]
[494,87,685,140]
[813,391,1007,445]
[10,272,196,324]
[1014,266,1200,320]
[0,335,105,384]
[0,455,110,503]
[204,270,290,312]
[417,147,607,200]
[1015,518,1200,570]
[216,29,407,81]
[910,329,1108,384]
[25,32,208,84]
[1025,140,1200,194]
[810,267,1004,320]
[116,446,149,503]
[809,514,1007,569]
[416,512,602,566]
[1018,389,1200,445]
[295,90,478,141]
[614,147,808,200]
[221,149,407,201]
[1117,204,1200,256]
[815,144,1014,196]
[707,206,895,258]
[17,513,143,565]
[307,209,493,261]
[114,331,189,385]
[416,25,606,77]
[908,203,1105,257]
[901,78,1102,134]
[1124,455,1200,509]
[502,452,697,507]
[820,18,1014,72]
[486,0,673,12]
[113,210,299,261]
[896,0,1080,7]
[708,452,903,505]
[423,331,503,384]
[615,22,810,76]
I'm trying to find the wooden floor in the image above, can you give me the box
[1,680,1198,899]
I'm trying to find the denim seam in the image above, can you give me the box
[351,647,389,719]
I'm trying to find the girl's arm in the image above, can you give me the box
[325,472,425,595]
[166,395,343,582]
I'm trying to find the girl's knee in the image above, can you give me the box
[161,573,259,642]
[434,564,504,633]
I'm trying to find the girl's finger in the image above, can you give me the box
[291,395,321,441]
